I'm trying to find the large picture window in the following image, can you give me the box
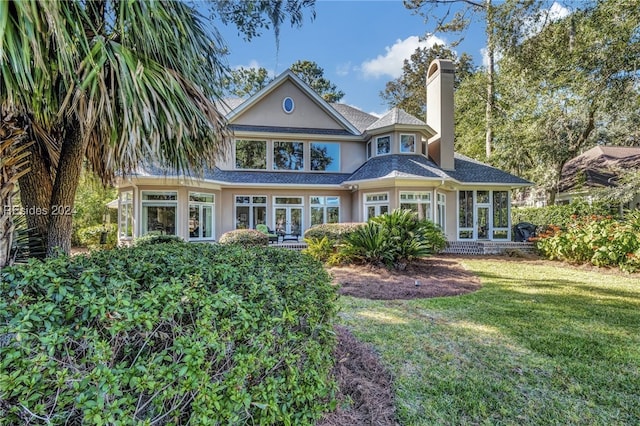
[235,196,267,230]
[310,196,340,226]
[189,192,214,240]
[119,191,133,238]
[141,191,177,236]
[400,192,432,220]
[235,140,266,169]
[376,136,391,155]
[310,142,340,172]
[273,141,304,170]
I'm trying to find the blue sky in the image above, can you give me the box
[214,0,488,117]
[213,0,570,117]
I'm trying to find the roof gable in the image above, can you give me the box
[559,146,640,192]
[226,70,360,135]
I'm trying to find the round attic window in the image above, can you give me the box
[282,97,295,114]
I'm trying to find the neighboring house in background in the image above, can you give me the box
[557,146,640,211]
[115,59,531,246]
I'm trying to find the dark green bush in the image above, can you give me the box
[219,229,268,247]
[340,209,446,270]
[132,233,185,247]
[0,244,337,424]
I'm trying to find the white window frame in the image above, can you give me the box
[273,140,304,171]
[235,195,267,230]
[188,192,215,241]
[400,134,416,153]
[399,191,432,220]
[141,191,178,236]
[234,139,267,170]
[376,136,391,156]
[118,190,134,239]
[364,192,389,220]
[310,142,341,172]
[310,196,341,226]
[436,192,446,231]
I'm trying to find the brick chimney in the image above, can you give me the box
[426,59,455,171]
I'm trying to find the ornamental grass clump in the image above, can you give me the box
[0,244,337,424]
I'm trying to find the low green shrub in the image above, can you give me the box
[339,209,446,270]
[0,244,337,424]
[535,211,640,273]
[219,229,268,247]
[303,223,365,244]
[75,224,118,250]
[132,233,185,247]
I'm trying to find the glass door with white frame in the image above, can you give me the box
[273,197,303,237]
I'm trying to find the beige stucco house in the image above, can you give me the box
[115,59,531,246]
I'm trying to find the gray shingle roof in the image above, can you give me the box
[137,153,530,187]
[344,154,448,182]
[135,164,350,186]
[330,103,379,133]
[447,154,532,185]
[344,154,531,185]
[367,108,426,131]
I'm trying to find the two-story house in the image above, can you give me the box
[115,59,531,247]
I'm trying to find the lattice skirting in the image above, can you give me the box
[442,241,536,255]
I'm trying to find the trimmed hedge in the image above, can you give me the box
[219,229,268,247]
[132,233,184,247]
[512,199,612,231]
[303,223,365,244]
[0,244,337,424]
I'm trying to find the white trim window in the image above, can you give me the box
[235,139,267,170]
[492,191,510,240]
[189,192,215,240]
[310,142,340,172]
[400,191,432,220]
[436,192,446,230]
[376,136,391,155]
[273,141,304,170]
[366,140,372,159]
[458,190,474,239]
[119,191,133,239]
[400,134,416,153]
[235,195,267,229]
[364,193,389,220]
[141,191,177,236]
[310,196,340,226]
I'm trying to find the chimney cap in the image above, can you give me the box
[427,59,455,81]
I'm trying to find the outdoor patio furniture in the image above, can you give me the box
[256,224,279,243]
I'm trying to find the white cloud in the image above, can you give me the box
[523,2,572,39]
[361,35,447,79]
[233,60,275,78]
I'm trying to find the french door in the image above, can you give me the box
[274,206,302,235]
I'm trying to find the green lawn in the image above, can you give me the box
[338,259,640,425]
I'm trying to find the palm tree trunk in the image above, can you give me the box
[1,111,30,267]
[46,125,87,256]
[18,140,54,252]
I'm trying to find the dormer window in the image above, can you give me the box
[376,136,391,155]
[400,134,416,153]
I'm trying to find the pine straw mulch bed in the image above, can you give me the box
[318,255,482,426]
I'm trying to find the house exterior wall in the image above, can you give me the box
[232,81,345,130]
